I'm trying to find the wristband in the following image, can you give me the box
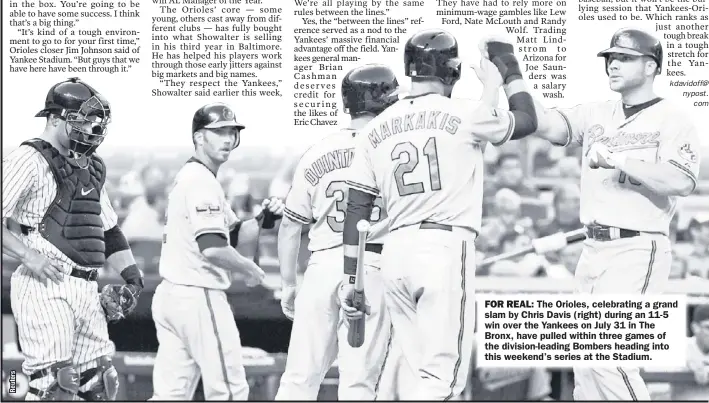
[344,256,357,276]
[120,264,144,289]
[491,53,523,85]
[506,73,523,83]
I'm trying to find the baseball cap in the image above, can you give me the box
[192,103,245,134]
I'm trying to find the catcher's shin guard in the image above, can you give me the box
[77,356,120,401]
[27,362,80,401]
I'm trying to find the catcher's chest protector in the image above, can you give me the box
[23,139,107,268]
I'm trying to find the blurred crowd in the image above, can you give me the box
[101,137,709,281]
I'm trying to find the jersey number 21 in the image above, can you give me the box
[392,137,442,196]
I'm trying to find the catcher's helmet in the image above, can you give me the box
[36,77,111,160]
[342,64,400,117]
[192,103,245,149]
[597,28,663,74]
[404,29,461,86]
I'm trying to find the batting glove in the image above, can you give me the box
[478,35,514,59]
[338,283,370,321]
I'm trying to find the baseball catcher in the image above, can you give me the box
[3,77,143,401]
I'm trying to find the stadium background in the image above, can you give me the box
[2,136,709,400]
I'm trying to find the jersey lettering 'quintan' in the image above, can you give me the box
[368,111,462,148]
[304,147,354,186]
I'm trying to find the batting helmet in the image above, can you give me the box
[404,29,461,86]
[597,28,663,74]
[192,103,245,148]
[342,64,400,116]
[36,77,111,160]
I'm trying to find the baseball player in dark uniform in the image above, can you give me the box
[2,77,144,400]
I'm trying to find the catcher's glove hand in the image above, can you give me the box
[100,284,141,323]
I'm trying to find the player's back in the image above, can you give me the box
[356,93,501,233]
[288,129,387,252]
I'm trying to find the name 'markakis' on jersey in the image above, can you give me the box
[303,147,355,187]
[367,110,462,148]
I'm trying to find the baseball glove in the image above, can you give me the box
[100,284,141,323]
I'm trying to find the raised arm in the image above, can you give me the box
[464,40,538,146]
[475,39,538,145]
[476,37,590,148]
[532,99,577,146]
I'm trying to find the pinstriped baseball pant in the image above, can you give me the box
[11,265,114,398]
[573,234,671,401]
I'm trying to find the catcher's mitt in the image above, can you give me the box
[100,284,141,322]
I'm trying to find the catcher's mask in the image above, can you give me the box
[64,96,111,164]
[35,78,111,167]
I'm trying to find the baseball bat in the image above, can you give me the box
[347,220,370,348]
[480,227,587,267]
[253,220,262,266]
[252,199,270,266]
